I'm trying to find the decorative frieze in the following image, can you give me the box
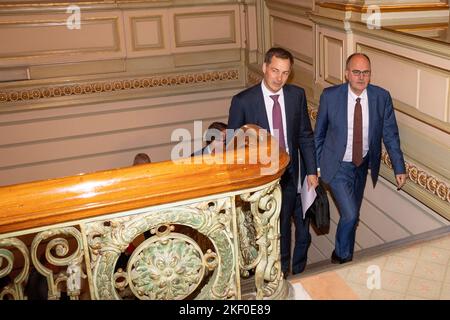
[247,68,262,86]
[0,69,239,103]
[381,149,450,204]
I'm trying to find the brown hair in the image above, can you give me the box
[264,47,294,66]
[205,121,227,145]
[133,153,151,165]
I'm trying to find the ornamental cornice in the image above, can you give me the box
[0,69,239,103]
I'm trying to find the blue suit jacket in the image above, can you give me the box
[314,83,406,187]
[227,83,317,188]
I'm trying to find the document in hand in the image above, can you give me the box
[300,176,317,219]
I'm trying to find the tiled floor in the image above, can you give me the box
[289,234,450,300]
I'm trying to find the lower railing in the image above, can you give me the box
[0,125,291,300]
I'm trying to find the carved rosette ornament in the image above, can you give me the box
[128,233,204,300]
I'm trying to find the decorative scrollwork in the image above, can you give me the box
[31,227,86,300]
[237,206,259,276]
[239,181,287,300]
[382,150,450,205]
[85,198,237,300]
[0,238,29,300]
[203,249,219,271]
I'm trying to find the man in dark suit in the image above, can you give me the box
[314,53,407,264]
[227,47,318,277]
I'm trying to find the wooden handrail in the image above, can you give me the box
[0,125,289,234]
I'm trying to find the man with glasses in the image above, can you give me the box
[314,53,407,264]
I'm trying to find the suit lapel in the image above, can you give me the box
[255,84,270,131]
[338,84,348,138]
[367,85,377,147]
[283,85,294,152]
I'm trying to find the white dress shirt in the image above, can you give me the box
[342,85,369,162]
[261,81,289,154]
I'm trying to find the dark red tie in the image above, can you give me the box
[352,97,363,167]
[270,95,286,150]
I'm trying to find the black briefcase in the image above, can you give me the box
[307,179,330,233]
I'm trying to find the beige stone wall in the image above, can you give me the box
[0,0,250,186]
[254,0,316,95]
[0,89,234,185]
[0,1,246,81]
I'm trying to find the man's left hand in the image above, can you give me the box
[307,174,319,191]
[396,173,407,190]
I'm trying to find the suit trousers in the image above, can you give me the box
[329,158,369,260]
[292,194,311,274]
[280,169,311,275]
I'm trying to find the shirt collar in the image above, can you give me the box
[261,81,283,98]
[348,84,368,101]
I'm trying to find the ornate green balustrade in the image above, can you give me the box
[0,125,291,300]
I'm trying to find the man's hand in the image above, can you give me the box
[307,174,319,191]
[396,173,407,190]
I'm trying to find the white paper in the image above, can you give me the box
[300,176,317,219]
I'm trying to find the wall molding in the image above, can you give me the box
[322,34,344,84]
[0,17,122,60]
[0,1,240,12]
[308,12,450,61]
[318,2,449,13]
[130,15,165,51]
[270,15,313,65]
[174,10,236,48]
[356,43,450,133]
[266,0,312,17]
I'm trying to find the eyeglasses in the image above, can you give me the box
[351,70,371,77]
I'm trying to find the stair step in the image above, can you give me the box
[296,225,450,279]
